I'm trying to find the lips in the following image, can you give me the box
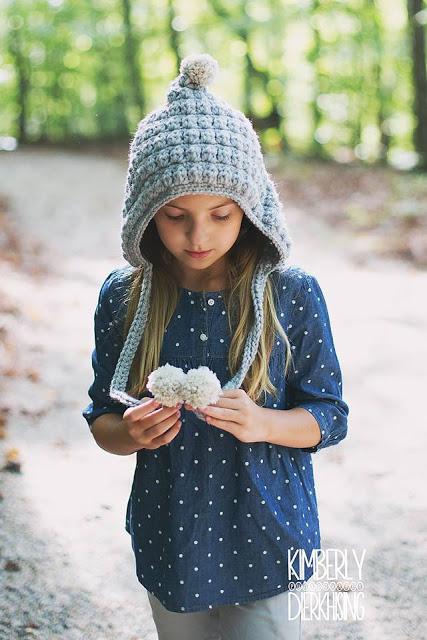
[186,250,212,257]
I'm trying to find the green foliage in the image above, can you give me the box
[0,0,425,169]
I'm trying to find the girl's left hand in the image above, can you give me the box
[184,388,266,443]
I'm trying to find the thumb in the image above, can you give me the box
[123,397,160,419]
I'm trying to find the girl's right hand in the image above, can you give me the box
[122,398,182,450]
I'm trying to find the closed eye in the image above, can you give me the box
[165,214,231,222]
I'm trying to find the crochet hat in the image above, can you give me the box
[110,53,293,407]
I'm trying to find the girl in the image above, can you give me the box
[82,53,349,639]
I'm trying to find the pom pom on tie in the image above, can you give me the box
[179,53,219,89]
[182,366,222,411]
[144,363,222,421]
[146,363,187,407]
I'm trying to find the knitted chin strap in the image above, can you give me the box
[222,263,271,391]
[108,52,292,407]
[109,262,153,406]
[109,261,272,407]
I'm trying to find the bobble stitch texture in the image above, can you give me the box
[110,53,293,406]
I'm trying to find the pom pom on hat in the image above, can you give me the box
[179,53,219,88]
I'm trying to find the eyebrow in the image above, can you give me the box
[164,202,233,212]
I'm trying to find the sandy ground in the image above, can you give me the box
[0,148,426,640]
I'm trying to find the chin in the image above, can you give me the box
[183,257,215,269]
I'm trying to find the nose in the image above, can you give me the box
[186,220,210,248]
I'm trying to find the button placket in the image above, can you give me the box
[201,292,218,359]
[199,293,210,362]
[201,294,215,542]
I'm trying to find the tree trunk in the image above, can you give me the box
[166,0,181,76]
[8,21,29,143]
[121,0,145,120]
[407,0,427,169]
[369,0,391,162]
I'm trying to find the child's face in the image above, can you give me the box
[153,193,245,276]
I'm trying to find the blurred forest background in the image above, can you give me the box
[1,0,427,167]
[1,3,427,638]
[1,0,427,267]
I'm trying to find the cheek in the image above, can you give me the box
[227,222,244,242]
[155,221,176,243]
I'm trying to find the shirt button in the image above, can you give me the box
[200,333,208,341]
[207,298,215,305]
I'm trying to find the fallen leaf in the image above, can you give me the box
[2,448,22,473]
[4,559,21,572]
[26,368,40,383]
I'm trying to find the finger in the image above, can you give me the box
[144,408,181,440]
[146,407,178,425]
[136,399,179,417]
[153,416,182,444]
[148,419,182,448]
[206,397,238,410]
[124,397,160,420]
[129,399,180,421]
[204,415,235,435]
[184,403,205,412]
[219,388,244,399]
[200,405,242,424]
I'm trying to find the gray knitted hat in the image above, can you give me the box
[109,53,292,407]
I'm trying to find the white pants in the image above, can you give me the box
[147,590,302,640]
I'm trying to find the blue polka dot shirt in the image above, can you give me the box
[82,265,349,612]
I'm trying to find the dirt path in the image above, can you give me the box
[0,148,426,640]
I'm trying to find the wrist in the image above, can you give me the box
[119,420,141,454]
[261,406,322,449]
[255,405,273,443]
[91,413,141,456]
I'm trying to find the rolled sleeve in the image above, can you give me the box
[285,272,349,453]
[82,270,128,430]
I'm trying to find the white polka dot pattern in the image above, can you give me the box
[82,265,349,613]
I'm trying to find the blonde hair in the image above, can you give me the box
[121,218,294,405]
